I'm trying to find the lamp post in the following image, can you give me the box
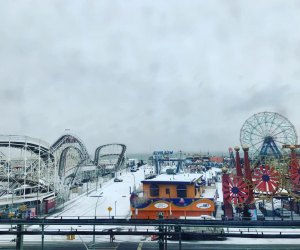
[115,201,117,217]
[131,173,136,192]
[96,168,99,192]
[168,193,172,217]
[93,191,102,250]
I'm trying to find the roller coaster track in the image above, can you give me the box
[58,146,85,177]
[0,181,18,197]
[51,134,90,160]
[51,134,91,185]
[0,135,55,198]
[58,146,88,186]
[94,143,126,173]
[0,159,39,197]
[0,135,54,163]
[0,178,51,197]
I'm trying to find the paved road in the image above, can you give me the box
[1,241,300,250]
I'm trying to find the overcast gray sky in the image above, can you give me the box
[0,0,300,154]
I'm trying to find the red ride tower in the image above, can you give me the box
[234,146,243,177]
[221,166,233,220]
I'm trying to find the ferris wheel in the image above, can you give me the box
[240,111,298,157]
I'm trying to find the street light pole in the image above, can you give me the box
[115,201,117,217]
[169,193,172,217]
[96,168,98,192]
[93,191,102,250]
[131,173,136,192]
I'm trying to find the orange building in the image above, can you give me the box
[209,156,224,163]
[130,173,218,219]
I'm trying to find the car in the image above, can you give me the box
[130,166,138,172]
[114,178,123,182]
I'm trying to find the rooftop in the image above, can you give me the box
[201,186,218,198]
[141,173,203,184]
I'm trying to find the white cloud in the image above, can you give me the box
[0,0,300,154]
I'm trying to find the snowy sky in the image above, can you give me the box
[1,0,300,154]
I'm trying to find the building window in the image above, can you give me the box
[176,184,187,198]
[166,188,171,197]
[150,184,159,197]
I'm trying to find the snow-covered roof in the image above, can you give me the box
[201,187,217,198]
[142,173,203,184]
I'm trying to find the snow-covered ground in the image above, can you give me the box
[0,165,152,244]
[1,164,300,246]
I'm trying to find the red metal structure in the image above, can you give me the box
[234,147,243,177]
[243,146,254,204]
[252,165,280,194]
[289,146,300,187]
[222,146,254,214]
[223,175,249,205]
[221,167,233,219]
[223,144,300,219]
[44,197,56,214]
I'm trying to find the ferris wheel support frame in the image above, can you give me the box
[259,136,282,158]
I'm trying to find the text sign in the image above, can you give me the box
[154,203,169,209]
[153,151,173,156]
[196,203,211,209]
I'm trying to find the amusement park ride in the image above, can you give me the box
[0,134,127,218]
[1,111,300,222]
[222,111,300,220]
